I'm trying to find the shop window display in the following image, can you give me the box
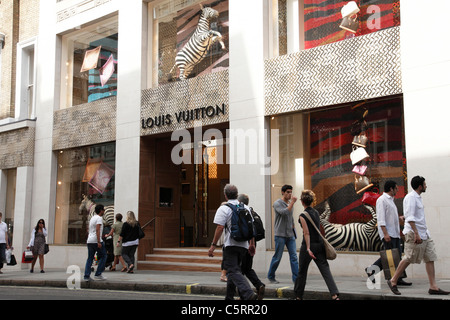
[60,17,118,109]
[55,143,115,245]
[303,0,400,49]
[153,0,229,86]
[271,97,406,252]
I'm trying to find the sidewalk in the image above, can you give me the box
[1,268,450,300]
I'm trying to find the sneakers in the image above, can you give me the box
[94,275,107,281]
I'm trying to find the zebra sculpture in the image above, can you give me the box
[319,202,382,252]
[171,4,226,80]
[79,195,115,227]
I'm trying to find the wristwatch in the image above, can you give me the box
[211,243,217,247]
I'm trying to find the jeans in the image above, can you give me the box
[84,242,107,279]
[267,236,299,282]
[0,243,6,269]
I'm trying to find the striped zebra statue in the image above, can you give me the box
[171,4,226,81]
[319,202,382,252]
[79,195,115,227]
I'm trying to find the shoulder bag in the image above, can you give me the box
[302,211,337,260]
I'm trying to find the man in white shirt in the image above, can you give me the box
[0,212,10,274]
[387,176,449,296]
[208,184,257,300]
[366,180,410,285]
[84,204,107,281]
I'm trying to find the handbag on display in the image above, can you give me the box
[350,146,370,165]
[352,164,368,175]
[362,191,381,207]
[355,175,374,194]
[341,1,360,18]
[340,15,359,33]
[352,134,368,148]
[302,212,337,260]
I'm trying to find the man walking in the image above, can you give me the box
[365,180,411,286]
[387,176,449,295]
[208,184,258,300]
[84,204,107,281]
[267,185,299,283]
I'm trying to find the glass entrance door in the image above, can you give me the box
[180,139,229,247]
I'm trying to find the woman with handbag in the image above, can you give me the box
[294,190,339,300]
[27,219,48,273]
[117,211,142,273]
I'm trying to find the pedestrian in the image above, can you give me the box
[365,180,411,286]
[118,211,140,273]
[28,219,48,273]
[84,204,107,281]
[208,184,258,300]
[0,212,10,274]
[267,184,299,283]
[294,190,339,300]
[237,193,265,300]
[387,176,449,295]
[105,213,127,272]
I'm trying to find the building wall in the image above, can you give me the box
[400,0,450,279]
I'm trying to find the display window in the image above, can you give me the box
[271,96,406,252]
[304,0,400,49]
[55,142,116,245]
[151,0,229,86]
[60,16,118,109]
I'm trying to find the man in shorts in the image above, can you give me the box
[387,176,449,296]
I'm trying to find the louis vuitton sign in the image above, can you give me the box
[141,104,226,130]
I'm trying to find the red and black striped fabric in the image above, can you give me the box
[304,0,400,49]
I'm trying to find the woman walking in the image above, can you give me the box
[294,190,339,300]
[28,219,48,273]
[118,211,140,273]
[106,213,127,271]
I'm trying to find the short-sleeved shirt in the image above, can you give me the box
[213,199,249,249]
[0,222,7,244]
[87,215,104,244]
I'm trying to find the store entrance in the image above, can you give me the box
[180,137,229,248]
[139,128,229,250]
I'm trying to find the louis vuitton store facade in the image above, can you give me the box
[2,0,450,280]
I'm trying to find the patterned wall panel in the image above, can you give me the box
[265,27,402,116]
[0,126,35,170]
[53,97,116,150]
[141,70,229,136]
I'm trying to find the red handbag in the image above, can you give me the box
[362,191,381,207]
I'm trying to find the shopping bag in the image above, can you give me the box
[22,250,33,263]
[379,248,406,280]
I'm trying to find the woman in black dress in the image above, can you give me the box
[294,190,339,300]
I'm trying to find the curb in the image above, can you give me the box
[0,278,435,300]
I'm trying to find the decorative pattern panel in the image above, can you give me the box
[265,27,402,116]
[53,97,116,150]
[141,70,229,136]
[0,126,35,170]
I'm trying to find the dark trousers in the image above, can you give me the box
[0,243,6,269]
[294,243,339,299]
[242,251,264,290]
[122,245,138,267]
[223,246,254,300]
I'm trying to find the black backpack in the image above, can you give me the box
[250,207,265,242]
[225,202,255,242]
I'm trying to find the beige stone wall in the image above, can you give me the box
[0,0,39,120]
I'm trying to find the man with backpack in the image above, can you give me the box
[208,184,258,300]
